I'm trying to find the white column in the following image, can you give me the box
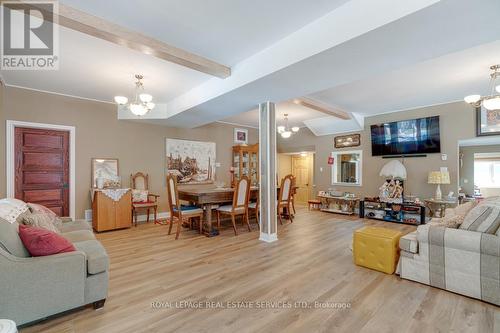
[259,102,277,242]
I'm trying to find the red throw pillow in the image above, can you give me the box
[18,224,75,257]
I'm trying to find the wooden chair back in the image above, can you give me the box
[279,174,293,203]
[232,176,251,212]
[131,172,149,190]
[166,174,180,213]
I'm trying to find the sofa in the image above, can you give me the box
[397,200,500,306]
[0,216,109,326]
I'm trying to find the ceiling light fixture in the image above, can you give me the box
[114,74,155,116]
[464,65,500,111]
[277,113,300,139]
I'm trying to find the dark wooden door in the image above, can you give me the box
[15,127,70,216]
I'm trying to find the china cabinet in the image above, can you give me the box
[232,144,259,186]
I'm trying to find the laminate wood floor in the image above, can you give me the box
[22,206,500,333]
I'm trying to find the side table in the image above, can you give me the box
[424,198,458,218]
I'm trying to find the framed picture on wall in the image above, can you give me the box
[234,128,248,144]
[334,134,361,148]
[477,106,500,136]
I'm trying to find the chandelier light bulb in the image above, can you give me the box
[291,126,300,132]
[139,93,153,103]
[281,131,292,139]
[496,85,500,93]
[483,97,500,111]
[146,102,155,110]
[464,94,481,104]
[129,103,148,116]
[277,126,285,133]
[114,96,128,105]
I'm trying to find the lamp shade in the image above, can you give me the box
[379,160,407,179]
[428,171,450,184]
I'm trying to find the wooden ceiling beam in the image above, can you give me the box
[292,97,351,120]
[9,1,231,78]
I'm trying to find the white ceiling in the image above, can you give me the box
[60,0,350,66]
[220,101,327,128]
[1,25,210,103]
[2,0,500,137]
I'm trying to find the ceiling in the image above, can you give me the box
[2,0,500,137]
[220,101,327,128]
[59,0,350,66]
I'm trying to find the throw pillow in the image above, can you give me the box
[453,200,478,216]
[0,199,29,224]
[22,212,61,234]
[18,224,75,257]
[132,189,149,203]
[27,203,63,229]
[460,203,500,234]
[439,214,465,229]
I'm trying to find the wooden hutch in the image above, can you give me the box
[232,144,259,187]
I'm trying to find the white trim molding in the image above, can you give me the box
[6,120,76,220]
[259,232,278,243]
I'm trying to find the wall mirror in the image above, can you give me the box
[331,150,362,186]
[92,158,120,188]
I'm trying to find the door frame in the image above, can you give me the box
[6,120,76,219]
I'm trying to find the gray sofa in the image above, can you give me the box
[0,217,109,326]
[397,202,500,306]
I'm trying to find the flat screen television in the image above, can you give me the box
[370,116,441,156]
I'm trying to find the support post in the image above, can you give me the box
[258,102,278,242]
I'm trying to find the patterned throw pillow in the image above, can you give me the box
[132,189,149,203]
[27,203,63,229]
[0,199,29,224]
[460,204,500,234]
[440,214,465,229]
[21,212,61,234]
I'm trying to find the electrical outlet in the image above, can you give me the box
[441,154,447,161]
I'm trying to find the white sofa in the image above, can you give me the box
[397,200,500,306]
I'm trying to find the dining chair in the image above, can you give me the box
[166,174,204,240]
[277,174,294,225]
[248,191,260,230]
[130,172,160,226]
[216,176,251,235]
[290,175,297,215]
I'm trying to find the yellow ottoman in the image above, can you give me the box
[353,226,403,274]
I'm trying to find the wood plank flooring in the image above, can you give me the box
[21,206,500,333]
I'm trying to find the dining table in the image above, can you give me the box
[178,185,296,237]
[178,186,258,237]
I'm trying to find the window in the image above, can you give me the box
[474,160,500,188]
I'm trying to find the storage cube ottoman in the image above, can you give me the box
[353,226,403,274]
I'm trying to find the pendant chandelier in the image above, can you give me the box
[114,74,155,116]
[277,113,300,138]
[464,65,500,111]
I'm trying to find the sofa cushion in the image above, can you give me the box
[73,240,109,274]
[62,230,96,243]
[460,204,500,234]
[0,199,29,224]
[27,203,63,229]
[18,224,75,257]
[0,218,30,257]
[58,220,92,233]
[21,212,61,234]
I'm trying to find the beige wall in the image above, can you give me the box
[0,86,258,218]
[277,154,292,181]
[460,144,500,195]
[278,102,476,199]
[0,83,5,199]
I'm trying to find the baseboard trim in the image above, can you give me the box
[259,233,278,243]
[86,212,171,224]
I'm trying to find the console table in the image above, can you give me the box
[317,194,359,215]
[360,199,426,225]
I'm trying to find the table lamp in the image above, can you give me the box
[428,171,450,200]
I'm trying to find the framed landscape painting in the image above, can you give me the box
[166,139,216,184]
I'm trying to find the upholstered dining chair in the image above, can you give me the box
[290,175,297,215]
[248,190,260,230]
[166,174,204,240]
[130,172,160,226]
[277,174,294,225]
[216,176,251,236]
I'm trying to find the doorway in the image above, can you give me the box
[291,153,314,203]
[6,120,76,219]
